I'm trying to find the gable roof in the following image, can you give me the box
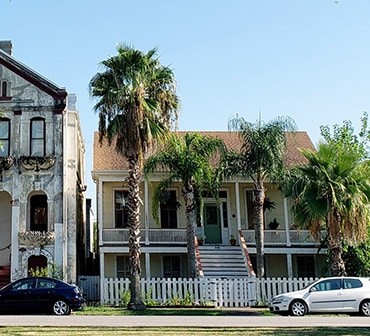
[93,130,315,172]
[0,47,67,102]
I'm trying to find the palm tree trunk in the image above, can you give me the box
[327,212,346,276]
[127,157,145,310]
[182,183,197,278]
[253,183,265,278]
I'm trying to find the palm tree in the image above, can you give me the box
[144,132,225,277]
[227,115,296,278]
[89,44,179,310]
[284,142,370,276]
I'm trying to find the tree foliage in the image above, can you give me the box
[90,44,179,310]
[227,115,296,278]
[144,132,225,277]
[284,114,370,276]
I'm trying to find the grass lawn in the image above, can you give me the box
[0,327,369,335]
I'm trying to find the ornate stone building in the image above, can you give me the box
[0,41,86,284]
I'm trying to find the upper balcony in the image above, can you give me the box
[102,228,321,247]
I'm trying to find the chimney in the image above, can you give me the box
[0,41,13,55]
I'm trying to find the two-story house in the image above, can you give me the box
[0,41,86,284]
[93,130,327,283]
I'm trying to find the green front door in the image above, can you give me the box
[203,203,221,244]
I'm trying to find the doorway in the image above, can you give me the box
[28,255,47,276]
[203,203,222,244]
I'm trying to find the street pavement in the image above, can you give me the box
[0,313,370,328]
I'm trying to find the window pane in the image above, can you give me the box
[0,141,9,156]
[32,120,44,138]
[115,191,128,228]
[160,190,178,228]
[0,121,9,138]
[163,256,181,278]
[117,256,129,278]
[31,139,44,156]
[30,195,47,232]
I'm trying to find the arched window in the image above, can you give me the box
[30,194,48,232]
[1,81,7,97]
[30,117,45,156]
[0,118,10,156]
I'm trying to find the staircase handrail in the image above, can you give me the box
[238,230,255,276]
[194,235,204,277]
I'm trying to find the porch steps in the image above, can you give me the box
[0,266,10,288]
[197,245,249,278]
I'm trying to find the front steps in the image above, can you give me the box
[197,245,250,278]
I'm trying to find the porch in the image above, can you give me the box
[101,228,320,246]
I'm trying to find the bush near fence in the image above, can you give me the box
[101,277,317,308]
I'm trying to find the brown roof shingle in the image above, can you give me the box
[93,130,315,171]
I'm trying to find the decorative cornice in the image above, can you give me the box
[18,156,55,171]
[0,156,15,171]
[18,231,55,247]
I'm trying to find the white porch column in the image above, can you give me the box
[235,182,241,230]
[98,178,103,247]
[144,180,149,245]
[287,253,293,278]
[283,198,291,247]
[99,251,105,305]
[145,252,150,279]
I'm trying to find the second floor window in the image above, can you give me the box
[30,118,45,156]
[160,190,179,228]
[0,118,10,156]
[30,194,48,232]
[115,190,129,228]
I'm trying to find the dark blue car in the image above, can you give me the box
[0,277,85,315]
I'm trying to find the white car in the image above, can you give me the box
[269,277,370,316]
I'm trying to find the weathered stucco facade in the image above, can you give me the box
[0,41,86,284]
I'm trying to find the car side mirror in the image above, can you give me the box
[309,287,317,292]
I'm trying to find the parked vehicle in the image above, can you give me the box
[0,277,85,315]
[269,277,370,316]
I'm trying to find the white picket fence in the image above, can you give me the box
[101,276,317,307]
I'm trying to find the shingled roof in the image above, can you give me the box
[93,130,315,172]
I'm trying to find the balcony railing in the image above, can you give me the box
[102,228,319,246]
[102,228,187,244]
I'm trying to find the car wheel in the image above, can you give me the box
[360,300,370,316]
[289,300,307,316]
[52,299,71,315]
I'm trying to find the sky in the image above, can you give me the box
[1,0,369,207]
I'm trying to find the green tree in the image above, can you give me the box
[144,132,225,277]
[227,115,296,278]
[89,44,179,310]
[284,142,370,276]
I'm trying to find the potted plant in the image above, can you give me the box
[197,235,205,246]
[229,235,237,246]
[269,217,280,230]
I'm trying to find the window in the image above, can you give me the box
[30,194,48,232]
[313,279,342,291]
[116,256,130,278]
[30,118,45,156]
[246,190,254,229]
[1,81,7,97]
[296,256,315,278]
[344,278,363,289]
[36,278,57,289]
[12,278,35,291]
[163,256,181,278]
[0,118,10,156]
[115,190,129,228]
[160,190,178,228]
